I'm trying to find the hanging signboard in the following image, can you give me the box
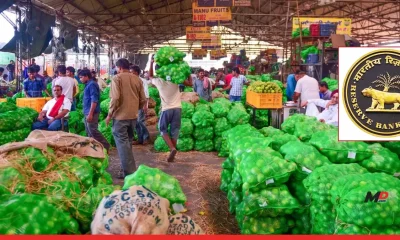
[201,35,222,49]
[193,1,232,27]
[186,26,212,41]
[292,17,352,35]
[197,0,251,7]
[210,49,227,60]
[193,49,208,59]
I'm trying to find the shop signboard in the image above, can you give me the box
[210,49,227,60]
[292,17,352,35]
[186,26,212,41]
[197,0,251,7]
[201,35,222,49]
[193,1,232,27]
[193,49,208,59]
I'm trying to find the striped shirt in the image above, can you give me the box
[229,75,248,97]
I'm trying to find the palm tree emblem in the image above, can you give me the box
[372,72,400,92]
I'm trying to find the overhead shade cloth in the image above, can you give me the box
[0,6,55,58]
[0,0,14,14]
[129,54,149,70]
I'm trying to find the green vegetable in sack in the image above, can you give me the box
[0,107,37,131]
[228,169,242,192]
[240,216,288,235]
[195,103,210,112]
[100,98,110,114]
[222,158,235,170]
[182,101,195,118]
[192,110,214,127]
[331,172,400,228]
[214,117,231,137]
[100,87,110,102]
[96,172,113,185]
[86,154,109,177]
[360,143,400,175]
[63,157,94,191]
[237,185,300,219]
[219,124,263,157]
[179,118,193,137]
[287,178,311,206]
[335,223,400,235]
[229,137,276,168]
[156,62,191,85]
[321,78,338,92]
[381,141,400,156]
[211,102,229,118]
[261,74,273,82]
[281,114,315,135]
[154,136,170,152]
[154,46,186,66]
[0,102,17,113]
[0,127,31,145]
[271,80,284,90]
[99,120,115,146]
[309,129,373,163]
[220,168,233,193]
[290,208,312,234]
[177,137,194,152]
[260,126,284,138]
[123,164,187,204]
[0,194,80,234]
[19,147,50,172]
[194,139,214,152]
[193,126,213,140]
[268,133,300,151]
[280,141,331,180]
[184,87,193,92]
[213,97,231,108]
[227,105,250,126]
[0,167,25,194]
[214,136,223,152]
[293,118,332,142]
[227,188,242,214]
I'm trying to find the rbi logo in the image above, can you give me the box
[343,49,400,137]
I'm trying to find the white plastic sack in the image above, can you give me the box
[305,102,320,117]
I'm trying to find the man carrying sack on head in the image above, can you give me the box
[32,85,71,131]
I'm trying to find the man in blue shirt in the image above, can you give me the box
[286,74,297,101]
[24,67,50,97]
[79,69,110,153]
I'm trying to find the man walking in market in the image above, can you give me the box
[106,58,147,178]
[193,68,212,102]
[79,69,110,153]
[130,65,150,145]
[219,67,250,102]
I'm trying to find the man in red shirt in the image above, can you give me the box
[224,69,233,95]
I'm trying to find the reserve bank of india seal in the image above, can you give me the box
[343,49,400,137]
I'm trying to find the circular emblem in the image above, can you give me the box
[343,49,400,137]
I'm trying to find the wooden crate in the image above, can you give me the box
[246,90,282,109]
[16,97,50,112]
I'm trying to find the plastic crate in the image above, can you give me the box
[16,97,50,112]
[310,24,320,36]
[246,90,282,109]
[320,23,337,36]
[307,54,319,63]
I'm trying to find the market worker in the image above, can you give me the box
[224,69,233,94]
[79,69,110,153]
[319,81,331,100]
[67,66,80,111]
[149,56,193,162]
[301,90,338,126]
[105,58,146,178]
[32,85,71,131]
[54,65,76,105]
[24,66,50,98]
[285,74,297,101]
[193,68,212,102]
[293,70,320,112]
[6,60,14,81]
[219,67,250,102]
[215,69,226,88]
[130,65,150,146]
[43,71,52,85]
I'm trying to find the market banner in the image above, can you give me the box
[197,0,251,7]
[292,17,352,35]
[193,49,208,59]
[193,1,232,27]
[186,26,212,41]
[201,35,222,49]
[210,49,227,60]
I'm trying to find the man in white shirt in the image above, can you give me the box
[301,90,338,126]
[53,65,76,109]
[130,65,150,145]
[293,70,320,113]
[149,57,192,162]
[32,85,71,131]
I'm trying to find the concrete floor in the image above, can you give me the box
[107,125,240,234]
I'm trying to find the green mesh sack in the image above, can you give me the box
[309,129,373,163]
[280,141,332,180]
[154,46,186,66]
[179,118,193,137]
[219,124,261,157]
[321,78,338,92]
[0,107,37,131]
[381,141,400,156]
[227,104,250,126]
[213,97,231,108]
[100,87,110,102]
[267,133,300,151]
[359,143,400,175]
[0,127,31,145]
[0,167,26,194]
[290,208,312,234]
[100,98,110,114]
[237,185,300,219]
[228,169,242,191]
[240,216,288,235]
[72,184,120,232]
[260,126,285,138]
[211,102,229,118]
[239,150,297,194]
[222,158,234,170]
[227,188,242,214]
[293,118,333,142]
[281,114,315,135]
[214,117,231,137]
[335,223,400,235]
[86,154,109,177]
[303,164,368,234]
[156,62,191,85]
[193,126,213,140]
[97,172,113,185]
[19,147,50,172]
[287,178,311,206]
[194,139,214,152]
[177,137,194,152]
[154,136,170,152]
[220,168,233,193]
[229,137,276,168]
[184,87,193,92]
[0,194,80,234]
[214,136,223,152]
[182,101,195,118]
[195,103,210,112]
[123,164,187,204]
[191,110,214,127]
[261,74,273,82]
[0,102,17,113]
[99,120,115,146]
[330,172,400,228]
[69,111,84,128]
[62,157,94,191]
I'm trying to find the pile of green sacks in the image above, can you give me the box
[0,103,38,145]
[155,46,191,85]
